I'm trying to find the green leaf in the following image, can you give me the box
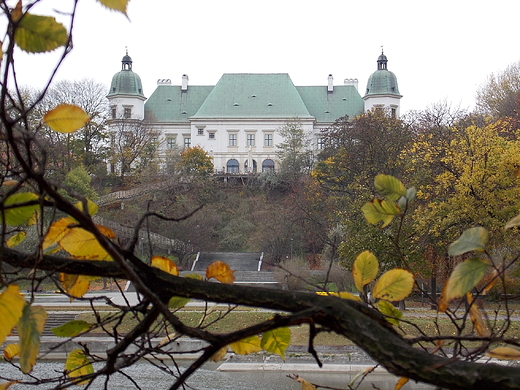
[6,231,27,248]
[361,199,401,228]
[372,269,414,302]
[168,274,202,309]
[96,0,129,15]
[440,258,490,307]
[260,327,291,359]
[0,285,25,345]
[18,304,47,374]
[398,186,417,209]
[51,320,92,337]
[65,349,94,385]
[168,296,190,309]
[1,192,39,226]
[352,250,379,292]
[448,227,488,256]
[377,300,402,326]
[15,14,68,53]
[374,174,407,201]
[230,335,262,355]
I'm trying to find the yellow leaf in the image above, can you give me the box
[2,180,18,186]
[65,349,94,385]
[158,332,178,347]
[395,377,409,390]
[60,274,90,300]
[6,231,26,248]
[43,104,90,133]
[3,344,20,360]
[0,381,20,389]
[260,327,291,359]
[361,199,401,228]
[230,335,262,355]
[206,261,235,284]
[96,0,129,15]
[295,377,317,390]
[505,213,520,230]
[151,256,179,276]
[59,227,112,260]
[374,174,407,201]
[210,346,228,362]
[43,217,74,250]
[18,304,47,373]
[74,199,99,217]
[0,285,25,345]
[315,291,362,302]
[15,14,68,53]
[96,224,116,239]
[486,347,520,360]
[467,292,490,337]
[353,250,379,292]
[372,269,414,302]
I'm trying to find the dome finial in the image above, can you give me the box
[377,49,388,71]
[121,48,132,71]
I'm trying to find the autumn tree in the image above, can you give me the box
[179,145,214,179]
[476,60,520,118]
[3,2,520,390]
[44,79,110,172]
[108,117,160,185]
[276,120,314,187]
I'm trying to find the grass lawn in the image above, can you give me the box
[76,304,520,347]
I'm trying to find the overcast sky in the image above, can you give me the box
[11,0,520,114]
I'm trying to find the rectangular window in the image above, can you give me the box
[208,132,215,139]
[317,138,325,150]
[166,137,176,150]
[111,107,116,119]
[264,133,273,146]
[197,128,204,135]
[184,137,191,149]
[229,134,237,146]
[246,134,255,146]
[124,107,132,119]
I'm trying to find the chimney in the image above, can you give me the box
[181,74,189,91]
[327,74,333,92]
[344,78,359,91]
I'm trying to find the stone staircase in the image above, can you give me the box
[187,252,279,288]
[11,312,77,337]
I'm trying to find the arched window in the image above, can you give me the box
[262,159,275,172]
[244,159,257,173]
[227,159,239,173]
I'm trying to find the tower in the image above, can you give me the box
[363,50,402,117]
[107,50,146,120]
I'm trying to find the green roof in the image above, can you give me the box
[144,85,213,123]
[364,69,401,97]
[192,74,313,119]
[143,73,366,124]
[107,70,145,98]
[296,85,364,123]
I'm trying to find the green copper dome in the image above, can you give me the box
[107,52,145,98]
[364,51,401,97]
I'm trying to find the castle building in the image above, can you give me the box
[107,51,401,174]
